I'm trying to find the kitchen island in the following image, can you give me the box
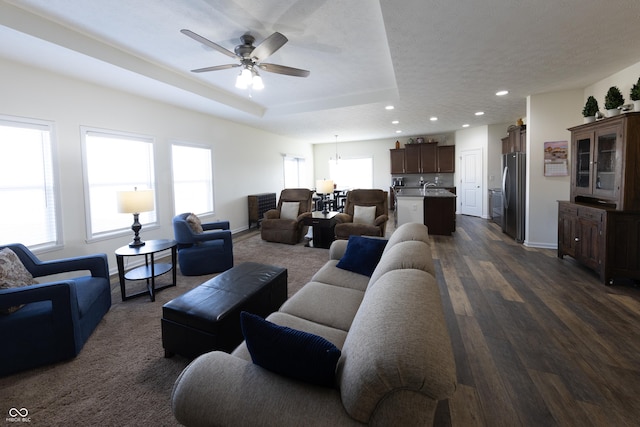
[395,188,456,235]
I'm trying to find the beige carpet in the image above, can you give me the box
[0,231,329,426]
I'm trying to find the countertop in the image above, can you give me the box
[394,188,456,198]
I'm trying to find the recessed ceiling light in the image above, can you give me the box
[496,90,509,96]
[462,124,470,128]
[395,130,402,133]
[430,116,438,121]
[475,111,485,116]
[392,120,399,124]
[385,105,394,110]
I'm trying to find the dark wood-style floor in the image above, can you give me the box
[427,215,640,427]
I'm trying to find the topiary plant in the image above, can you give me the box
[582,96,599,117]
[631,77,640,101]
[604,86,625,110]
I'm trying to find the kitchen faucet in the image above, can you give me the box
[423,182,436,191]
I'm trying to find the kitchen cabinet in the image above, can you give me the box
[501,125,526,154]
[395,188,456,235]
[390,148,405,173]
[558,112,640,285]
[405,143,437,173]
[396,195,424,226]
[424,194,456,235]
[437,145,455,172]
[390,142,454,174]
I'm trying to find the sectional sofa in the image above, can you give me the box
[171,222,457,426]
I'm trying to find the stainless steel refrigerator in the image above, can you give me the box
[502,152,525,243]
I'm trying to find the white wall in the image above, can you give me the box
[0,58,314,270]
[526,90,582,248]
[583,61,640,110]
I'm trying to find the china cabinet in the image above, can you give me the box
[558,113,640,284]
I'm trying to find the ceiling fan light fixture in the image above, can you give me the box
[252,72,264,90]
[235,75,247,89]
[182,30,309,91]
[235,68,253,89]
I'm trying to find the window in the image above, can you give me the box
[0,116,60,249]
[171,143,214,215]
[82,128,156,240]
[283,155,306,188]
[329,157,373,189]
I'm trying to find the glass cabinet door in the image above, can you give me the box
[592,127,620,204]
[574,135,592,193]
[594,130,617,195]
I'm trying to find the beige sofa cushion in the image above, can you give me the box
[279,282,364,331]
[310,260,370,292]
[383,221,430,253]
[337,269,457,424]
[368,240,435,287]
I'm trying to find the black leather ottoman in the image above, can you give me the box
[162,262,287,358]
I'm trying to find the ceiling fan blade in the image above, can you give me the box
[259,63,310,78]
[250,32,288,62]
[191,64,240,73]
[181,29,238,60]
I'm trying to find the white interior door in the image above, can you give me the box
[460,148,483,217]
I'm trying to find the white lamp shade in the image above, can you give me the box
[252,74,264,90]
[235,74,248,89]
[316,179,334,194]
[117,189,154,214]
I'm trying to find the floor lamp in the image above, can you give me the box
[117,187,154,247]
[316,179,334,214]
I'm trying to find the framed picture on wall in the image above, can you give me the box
[543,140,569,176]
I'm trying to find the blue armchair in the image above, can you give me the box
[0,244,111,377]
[172,213,234,276]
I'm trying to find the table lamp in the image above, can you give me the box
[117,187,154,247]
[316,179,334,214]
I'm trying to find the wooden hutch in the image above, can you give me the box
[558,112,640,284]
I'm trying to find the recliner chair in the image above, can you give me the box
[334,189,389,239]
[0,244,111,376]
[260,189,313,244]
[172,213,234,276]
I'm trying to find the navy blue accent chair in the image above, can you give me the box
[172,213,234,276]
[0,244,111,377]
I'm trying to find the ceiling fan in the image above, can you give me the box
[181,29,310,89]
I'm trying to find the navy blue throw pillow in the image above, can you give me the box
[336,235,388,277]
[240,312,341,387]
